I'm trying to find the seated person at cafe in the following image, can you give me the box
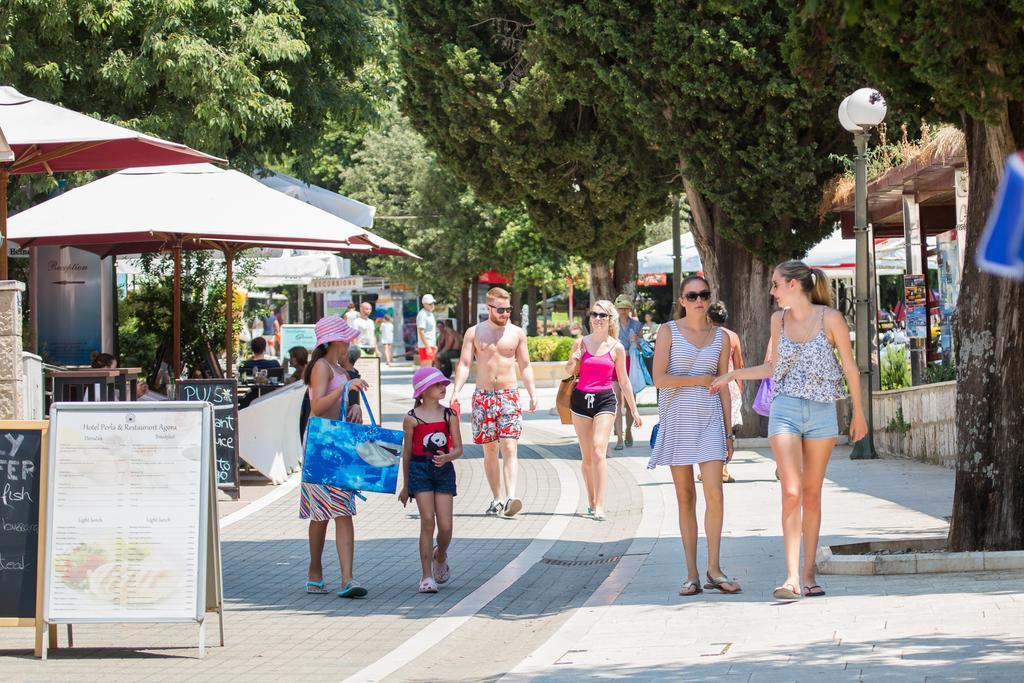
[91,351,118,369]
[239,336,281,377]
[285,346,308,385]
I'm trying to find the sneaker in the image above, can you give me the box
[485,499,504,516]
[504,498,523,517]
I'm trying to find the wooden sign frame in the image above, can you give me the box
[0,420,59,657]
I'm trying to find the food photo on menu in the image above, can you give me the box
[54,537,184,607]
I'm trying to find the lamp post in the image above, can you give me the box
[839,88,886,460]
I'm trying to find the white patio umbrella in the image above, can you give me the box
[637,232,702,274]
[0,85,223,278]
[9,164,414,375]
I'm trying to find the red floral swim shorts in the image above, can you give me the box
[472,388,523,444]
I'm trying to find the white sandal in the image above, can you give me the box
[418,577,438,593]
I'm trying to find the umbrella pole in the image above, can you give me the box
[173,241,182,378]
[0,169,8,281]
[224,246,235,378]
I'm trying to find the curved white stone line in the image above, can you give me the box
[342,439,580,683]
[500,454,668,681]
[219,472,300,529]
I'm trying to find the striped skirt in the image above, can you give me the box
[299,483,358,520]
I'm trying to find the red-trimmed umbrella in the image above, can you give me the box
[9,164,416,376]
[0,85,224,279]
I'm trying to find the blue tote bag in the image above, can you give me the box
[302,381,403,494]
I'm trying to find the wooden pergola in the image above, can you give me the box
[827,128,967,375]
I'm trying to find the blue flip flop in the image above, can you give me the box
[305,580,327,594]
[337,581,368,598]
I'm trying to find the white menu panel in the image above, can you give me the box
[44,403,211,623]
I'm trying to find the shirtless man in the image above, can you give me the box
[451,287,538,517]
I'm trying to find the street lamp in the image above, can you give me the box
[839,88,886,460]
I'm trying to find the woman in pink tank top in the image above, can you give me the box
[564,300,642,521]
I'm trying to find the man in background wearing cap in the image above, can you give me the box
[614,294,643,450]
[417,294,438,365]
[451,287,538,517]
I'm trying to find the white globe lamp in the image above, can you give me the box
[844,88,887,130]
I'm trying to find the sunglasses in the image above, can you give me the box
[684,290,712,302]
[589,311,611,319]
[488,304,513,314]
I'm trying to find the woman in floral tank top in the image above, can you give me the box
[712,261,867,601]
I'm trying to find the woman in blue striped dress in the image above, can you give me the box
[649,276,741,596]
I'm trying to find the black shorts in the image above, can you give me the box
[570,388,617,420]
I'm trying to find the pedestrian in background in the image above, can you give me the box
[712,261,867,601]
[301,316,371,598]
[650,276,740,597]
[353,301,377,357]
[379,314,395,365]
[417,294,438,365]
[399,367,462,593]
[613,294,643,450]
[707,301,743,484]
[566,300,641,521]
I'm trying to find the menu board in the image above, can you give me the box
[0,424,44,621]
[176,380,240,492]
[354,356,383,425]
[44,403,211,623]
[904,274,928,339]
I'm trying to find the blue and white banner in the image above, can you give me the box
[977,152,1024,279]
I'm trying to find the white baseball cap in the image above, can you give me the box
[421,294,436,305]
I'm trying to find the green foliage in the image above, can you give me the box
[886,405,912,435]
[495,211,586,290]
[880,345,911,391]
[339,107,508,303]
[789,1,1024,126]
[925,362,956,385]
[517,0,856,263]
[118,251,263,372]
[0,0,390,171]
[526,335,574,362]
[395,1,669,263]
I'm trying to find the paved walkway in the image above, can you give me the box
[2,367,1022,681]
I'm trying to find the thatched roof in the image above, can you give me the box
[820,125,966,220]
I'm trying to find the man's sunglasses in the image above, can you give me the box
[684,290,712,302]
[488,304,513,314]
[589,311,611,319]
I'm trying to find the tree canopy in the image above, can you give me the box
[339,108,508,303]
[396,0,669,297]
[0,0,389,171]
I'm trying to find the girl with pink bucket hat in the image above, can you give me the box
[301,316,371,598]
[399,367,463,593]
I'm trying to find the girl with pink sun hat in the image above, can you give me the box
[399,366,463,593]
[300,315,371,598]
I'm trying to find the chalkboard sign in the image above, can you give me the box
[176,379,240,494]
[0,421,47,626]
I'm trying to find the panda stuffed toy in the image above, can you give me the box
[422,430,449,455]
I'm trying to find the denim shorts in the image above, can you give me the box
[768,394,839,440]
[408,458,457,496]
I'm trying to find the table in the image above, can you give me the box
[47,369,120,404]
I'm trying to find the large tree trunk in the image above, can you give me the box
[948,109,1024,551]
[590,239,639,304]
[590,260,615,302]
[684,178,774,437]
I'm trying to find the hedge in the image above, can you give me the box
[527,335,574,362]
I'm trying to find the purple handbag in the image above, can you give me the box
[752,378,775,417]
